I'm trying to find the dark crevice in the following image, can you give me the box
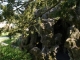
[26,35,31,45]
[35,32,42,50]
[56,48,70,60]
[35,37,42,50]
[54,19,70,60]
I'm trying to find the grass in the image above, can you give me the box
[3,39,13,44]
[0,32,32,60]
[0,45,32,60]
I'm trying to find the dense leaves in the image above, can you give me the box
[0,45,32,60]
[0,0,78,31]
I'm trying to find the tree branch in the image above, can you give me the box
[33,0,61,19]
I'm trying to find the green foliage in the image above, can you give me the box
[8,0,15,3]
[2,4,14,19]
[0,0,77,31]
[0,0,78,43]
[3,39,13,44]
[0,45,32,60]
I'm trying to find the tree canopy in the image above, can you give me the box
[0,0,79,32]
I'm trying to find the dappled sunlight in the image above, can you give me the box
[0,0,80,60]
[0,21,7,28]
[0,37,9,42]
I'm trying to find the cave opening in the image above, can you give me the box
[54,19,70,60]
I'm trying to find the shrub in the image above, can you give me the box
[0,45,32,60]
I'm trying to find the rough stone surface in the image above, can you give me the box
[15,18,80,60]
[65,25,80,60]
